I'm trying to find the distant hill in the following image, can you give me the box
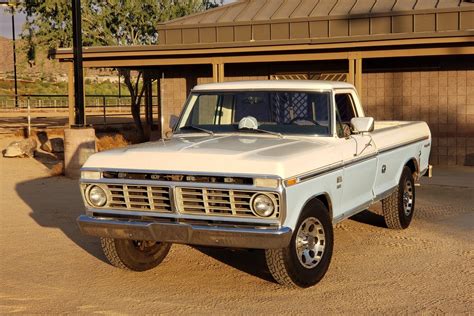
[0,36,14,74]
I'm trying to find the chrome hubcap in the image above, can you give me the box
[402,180,414,216]
[296,217,326,269]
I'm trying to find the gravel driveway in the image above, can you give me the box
[1,136,472,314]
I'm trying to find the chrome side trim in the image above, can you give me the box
[343,153,378,168]
[294,161,343,183]
[286,153,377,185]
[374,185,397,202]
[332,201,372,224]
[378,136,429,154]
[291,136,426,185]
[77,215,292,249]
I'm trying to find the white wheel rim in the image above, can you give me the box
[296,217,326,269]
[403,180,414,216]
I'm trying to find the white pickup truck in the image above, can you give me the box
[78,80,431,287]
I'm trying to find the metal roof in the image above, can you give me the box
[157,0,474,47]
[53,0,474,67]
[164,0,474,25]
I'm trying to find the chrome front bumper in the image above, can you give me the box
[77,215,292,249]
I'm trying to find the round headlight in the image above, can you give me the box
[252,194,275,217]
[88,185,107,207]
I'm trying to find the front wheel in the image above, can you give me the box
[265,200,333,287]
[382,166,415,229]
[101,238,171,271]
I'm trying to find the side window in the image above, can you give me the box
[335,93,357,122]
[335,93,357,138]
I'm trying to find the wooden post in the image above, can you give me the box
[144,73,150,128]
[160,72,164,139]
[212,63,218,83]
[156,76,162,138]
[355,58,363,96]
[218,63,225,83]
[68,62,75,127]
[348,58,355,85]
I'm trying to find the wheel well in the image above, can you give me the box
[303,194,333,219]
[405,158,419,177]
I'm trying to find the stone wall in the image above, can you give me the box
[360,70,474,166]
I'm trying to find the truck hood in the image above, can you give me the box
[83,134,340,179]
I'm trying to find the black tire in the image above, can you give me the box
[100,238,171,271]
[382,166,415,230]
[265,200,333,288]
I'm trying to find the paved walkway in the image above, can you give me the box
[420,166,474,188]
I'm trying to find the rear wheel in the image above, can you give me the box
[265,200,333,287]
[101,238,171,271]
[382,166,415,229]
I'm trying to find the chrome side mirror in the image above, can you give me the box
[350,117,374,134]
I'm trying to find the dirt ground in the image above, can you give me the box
[0,135,473,314]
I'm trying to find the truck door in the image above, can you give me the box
[333,90,377,220]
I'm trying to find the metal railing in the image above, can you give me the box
[0,94,161,134]
[0,94,141,110]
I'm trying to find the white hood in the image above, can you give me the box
[83,135,340,179]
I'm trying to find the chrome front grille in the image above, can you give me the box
[176,187,280,219]
[105,184,172,212]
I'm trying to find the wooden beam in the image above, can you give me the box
[56,34,474,60]
[82,45,474,68]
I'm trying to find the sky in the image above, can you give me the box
[0,7,25,39]
[0,0,237,39]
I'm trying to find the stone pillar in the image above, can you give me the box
[64,128,96,179]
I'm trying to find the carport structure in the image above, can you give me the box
[55,0,474,165]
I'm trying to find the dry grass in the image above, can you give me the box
[96,134,130,152]
[50,161,64,176]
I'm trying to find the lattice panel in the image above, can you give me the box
[315,73,347,82]
[271,92,309,123]
[270,74,310,80]
[271,73,347,82]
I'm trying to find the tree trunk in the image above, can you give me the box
[121,69,147,142]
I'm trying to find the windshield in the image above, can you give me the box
[176,90,332,136]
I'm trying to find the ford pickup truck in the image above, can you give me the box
[77,80,431,287]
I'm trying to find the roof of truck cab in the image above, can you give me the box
[192,80,354,91]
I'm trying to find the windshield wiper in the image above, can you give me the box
[179,125,214,136]
[239,127,283,139]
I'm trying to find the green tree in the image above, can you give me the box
[21,0,221,140]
